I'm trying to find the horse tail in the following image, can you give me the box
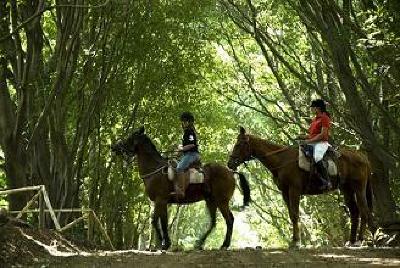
[234,172,251,207]
[366,173,373,212]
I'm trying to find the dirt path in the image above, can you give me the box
[2,225,399,267]
[41,247,400,267]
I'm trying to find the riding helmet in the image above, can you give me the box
[180,112,194,122]
[310,99,326,110]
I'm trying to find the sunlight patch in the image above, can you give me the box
[19,229,90,257]
[317,253,400,265]
[234,211,261,248]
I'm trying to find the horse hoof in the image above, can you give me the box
[345,240,361,247]
[220,245,229,250]
[288,241,300,249]
[345,241,352,247]
[161,242,171,251]
[194,244,204,251]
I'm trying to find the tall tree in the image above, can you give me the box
[217,0,399,227]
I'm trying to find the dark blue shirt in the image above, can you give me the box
[182,128,199,153]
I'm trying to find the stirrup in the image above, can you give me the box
[319,181,332,191]
[172,187,185,198]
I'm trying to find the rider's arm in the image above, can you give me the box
[305,115,330,143]
[178,130,197,152]
[180,144,195,152]
[305,127,328,143]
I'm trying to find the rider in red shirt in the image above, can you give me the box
[308,112,330,141]
[301,99,332,190]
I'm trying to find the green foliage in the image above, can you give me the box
[70,0,399,249]
[1,0,398,250]
[0,150,6,207]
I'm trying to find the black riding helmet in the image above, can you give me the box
[310,99,326,110]
[180,111,194,122]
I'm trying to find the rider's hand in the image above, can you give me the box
[295,139,306,145]
[177,144,183,152]
[296,135,307,140]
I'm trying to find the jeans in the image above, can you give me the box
[176,151,200,173]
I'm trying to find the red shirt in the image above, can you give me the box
[308,112,331,141]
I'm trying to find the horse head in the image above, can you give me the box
[111,126,146,160]
[227,127,252,170]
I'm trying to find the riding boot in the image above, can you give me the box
[315,161,332,190]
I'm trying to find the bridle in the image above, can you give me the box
[116,142,175,180]
[230,138,253,167]
[230,137,290,169]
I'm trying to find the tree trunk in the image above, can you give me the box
[319,4,398,225]
[368,152,399,226]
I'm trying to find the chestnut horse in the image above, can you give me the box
[112,127,251,250]
[227,127,376,248]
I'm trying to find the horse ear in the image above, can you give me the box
[139,126,145,134]
[239,126,246,135]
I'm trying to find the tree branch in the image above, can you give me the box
[0,0,111,43]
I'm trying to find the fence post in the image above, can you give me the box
[92,211,115,250]
[40,186,61,230]
[39,189,45,229]
[87,210,93,241]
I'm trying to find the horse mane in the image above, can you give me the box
[248,134,287,151]
[142,134,167,163]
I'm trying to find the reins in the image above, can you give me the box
[139,158,177,180]
[266,159,298,171]
[136,150,176,180]
[243,146,297,171]
[262,146,290,157]
[261,146,302,171]
[141,165,167,180]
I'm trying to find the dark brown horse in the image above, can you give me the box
[111,127,251,250]
[227,127,377,248]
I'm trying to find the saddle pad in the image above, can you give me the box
[189,168,205,184]
[167,167,205,184]
[298,147,338,176]
[168,166,174,181]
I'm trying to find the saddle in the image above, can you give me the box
[298,145,340,177]
[188,159,202,170]
[187,159,205,184]
[298,145,342,192]
[168,159,205,184]
[168,159,207,202]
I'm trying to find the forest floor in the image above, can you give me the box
[1,224,400,267]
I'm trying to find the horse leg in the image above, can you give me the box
[342,189,359,245]
[195,200,217,250]
[358,218,367,243]
[218,202,234,250]
[356,185,368,243]
[156,201,171,250]
[151,208,163,249]
[283,188,301,248]
[355,187,376,243]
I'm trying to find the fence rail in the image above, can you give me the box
[0,185,114,250]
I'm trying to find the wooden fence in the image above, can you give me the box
[0,185,114,250]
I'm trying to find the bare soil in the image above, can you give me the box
[1,224,400,268]
[47,247,400,268]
